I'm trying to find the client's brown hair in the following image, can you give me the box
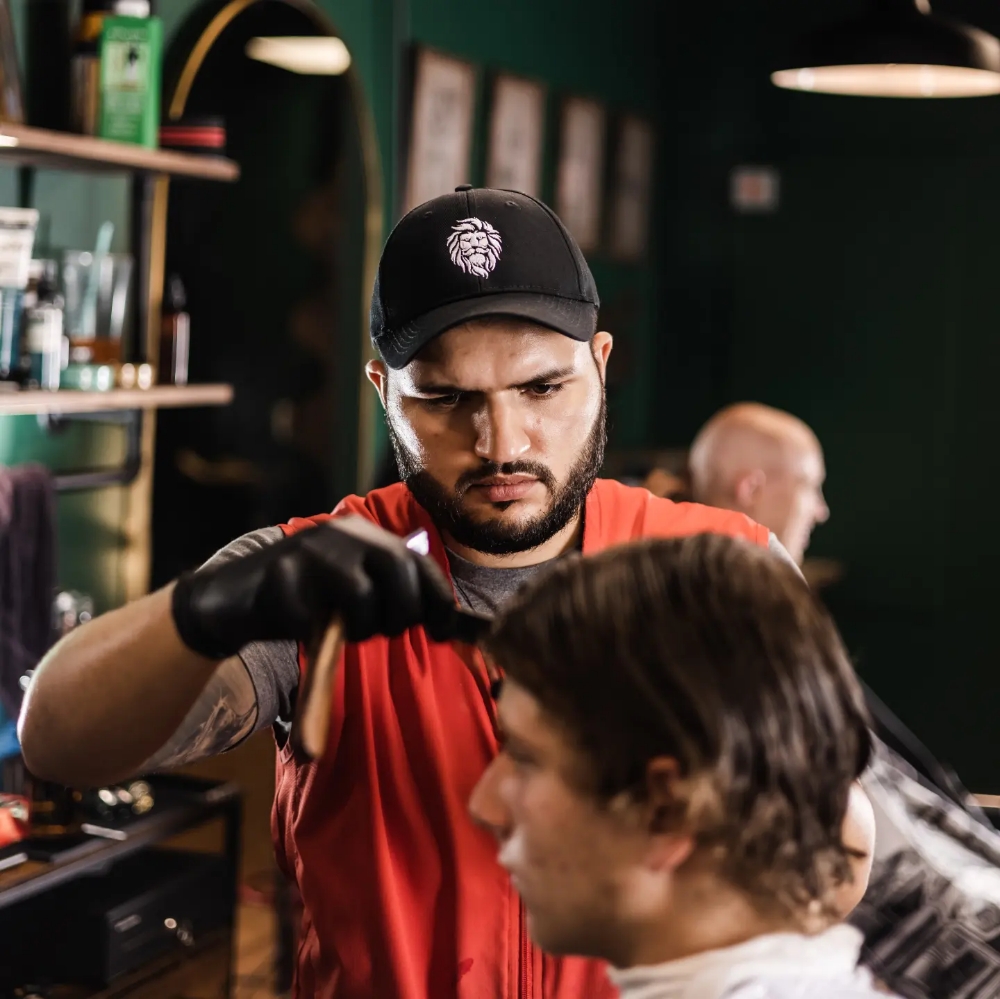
[483,533,871,919]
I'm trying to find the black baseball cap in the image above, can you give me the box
[371,186,600,369]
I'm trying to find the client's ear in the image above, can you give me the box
[645,758,684,833]
[644,758,696,871]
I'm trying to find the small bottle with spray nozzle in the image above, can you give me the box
[159,274,190,386]
[24,261,66,390]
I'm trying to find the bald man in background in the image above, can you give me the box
[688,402,829,565]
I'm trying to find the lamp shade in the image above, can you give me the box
[246,37,352,76]
[772,0,1000,97]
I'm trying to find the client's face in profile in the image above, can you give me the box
[468,680,657,964]
[468,680,874,967]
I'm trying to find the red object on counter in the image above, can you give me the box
[0,794,29,847]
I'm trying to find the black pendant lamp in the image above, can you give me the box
[772,0,1000,98]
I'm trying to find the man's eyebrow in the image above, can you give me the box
[412,366,577,395]
[410,379,464,395]
[510,366,575,389]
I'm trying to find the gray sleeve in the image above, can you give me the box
[768,532,804,578]
[199,527,300,733]
[140,528,301,771]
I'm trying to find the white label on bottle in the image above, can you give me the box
[26,307,64,353]
[0,210,39,289]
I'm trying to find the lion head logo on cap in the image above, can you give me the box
[447,218,502,278]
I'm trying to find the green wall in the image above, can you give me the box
[657,0,1000,789]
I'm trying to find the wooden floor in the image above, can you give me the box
[179,730,284,997]
[234,901,280,999]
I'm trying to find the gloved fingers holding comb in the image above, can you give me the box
[173,516,456,657]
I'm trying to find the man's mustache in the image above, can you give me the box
[454,461,557,496]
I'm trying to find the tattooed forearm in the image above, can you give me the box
[140,655,259,772]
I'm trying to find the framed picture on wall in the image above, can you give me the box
[486,74,546,197]
[404,48,477,213]
[609,115,654,261]
[555,97,607,253]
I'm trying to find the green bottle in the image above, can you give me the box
[98,2,162,147]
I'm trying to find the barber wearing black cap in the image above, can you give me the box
[19,188,790,999]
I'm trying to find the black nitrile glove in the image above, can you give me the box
[171,517,460,659]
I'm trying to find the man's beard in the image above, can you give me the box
[387,396,606,557]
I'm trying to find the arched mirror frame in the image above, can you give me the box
[122,0,383,600]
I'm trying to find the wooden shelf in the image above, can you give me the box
[0,122,239,181]
[0,383,233,415]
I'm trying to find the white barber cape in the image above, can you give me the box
[607,925,896,999]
